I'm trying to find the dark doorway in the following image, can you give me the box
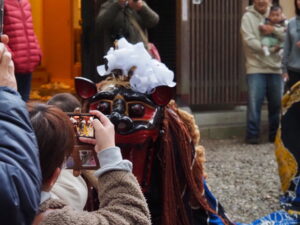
[81,0,176,83]
[147,0,176,76]
[249,0,279,5]
[81,0,103,83]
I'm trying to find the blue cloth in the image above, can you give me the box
[246,74,283,140]
[238,210,300,225]
[191,180,234,225]
[204,181,232,225]
[15,73,32,102]
[0,87,42,225]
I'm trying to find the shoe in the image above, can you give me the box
[245,137,260,144]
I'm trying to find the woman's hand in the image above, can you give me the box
[118,0,127,7]
[1,35,9,45]
[296,41,300,48]
[0,40,15,90]
[259,24,274,35]
[79,110,115,153]
[128,0,143,11]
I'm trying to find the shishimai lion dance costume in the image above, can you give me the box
[238,83,300,225]
[75,38,232,225]
[75,38,300,225]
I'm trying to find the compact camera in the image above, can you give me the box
[66,113,99,170]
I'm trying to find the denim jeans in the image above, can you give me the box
[15,73,32,102]
[246,74,283,140]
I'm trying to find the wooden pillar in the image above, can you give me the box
[280,0,295,19]
[176,0,190,104]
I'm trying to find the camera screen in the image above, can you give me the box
[69,114,94,138]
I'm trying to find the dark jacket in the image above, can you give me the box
[96,0,159,53]
[0,87,42,225]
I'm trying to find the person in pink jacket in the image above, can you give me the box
[4,0,42,102]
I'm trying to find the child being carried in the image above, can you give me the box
[260,5,287,56]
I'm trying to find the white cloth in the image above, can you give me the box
[97,38,176,94]
[40,191,51,204]
[51,169,88,210]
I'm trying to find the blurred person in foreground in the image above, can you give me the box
[0,35,42,225]
[241,0,285,144]
[4,0,42,102]
[28,103,150,224]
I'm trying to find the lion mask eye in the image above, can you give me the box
[97,101,111,115]
[129,104,145,118]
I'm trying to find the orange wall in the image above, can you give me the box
[29,0,43,53]
[42,0,73,82]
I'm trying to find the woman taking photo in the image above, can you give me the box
[28,104,150,225]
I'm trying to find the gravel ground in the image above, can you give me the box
[202,138,281,224]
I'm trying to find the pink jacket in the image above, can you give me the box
[4,0,42,74]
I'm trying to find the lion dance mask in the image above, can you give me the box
[75,38,232,225]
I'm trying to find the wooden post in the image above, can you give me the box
[176,0,191,104]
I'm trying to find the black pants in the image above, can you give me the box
[15,73,32,102]
[285,70,300,91]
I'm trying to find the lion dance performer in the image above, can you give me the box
[75,38,233,225]
[240,86,300,225]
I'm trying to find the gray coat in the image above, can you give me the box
[282,16,300,73]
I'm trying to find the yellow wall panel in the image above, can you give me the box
[29,0,43,60]
[43,0,73,81]
[280,0,295,19]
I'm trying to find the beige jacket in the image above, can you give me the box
[241,5,285,74]
[39,171,151,225]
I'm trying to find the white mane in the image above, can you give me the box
[97,38,176,94]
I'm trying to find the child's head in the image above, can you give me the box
[268,5,283,24]
[47,93,81,113]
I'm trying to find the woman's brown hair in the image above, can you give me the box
[27,103,75,184]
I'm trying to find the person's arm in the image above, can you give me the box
[137,1,159,28]
[96,0,124,30]
[241,14,262,52]
[84,110,150,224]
[0,42,42,225]
[260,23,286,41]
[282,22,291,74]
[273,25,286,41]
[95,147,150,225]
